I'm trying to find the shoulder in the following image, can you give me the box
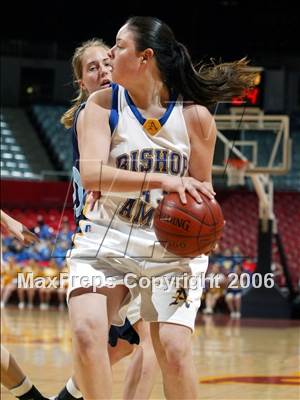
[86,87,113,110]
[183,104,215,128]
[74,103,86,130]
[183,104,216,141]
[76,107,85,132]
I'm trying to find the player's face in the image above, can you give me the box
[80,46,112,95]
[108,25,144,87]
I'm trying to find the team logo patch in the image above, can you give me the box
[169,287,191,308]
[143,118,161,135]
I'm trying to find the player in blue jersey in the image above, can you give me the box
[58,39,158,400]
[68,17,255,399]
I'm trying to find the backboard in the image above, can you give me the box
[212,108,291,176]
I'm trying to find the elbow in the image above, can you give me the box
[79,161,98,191]
[79,161,109,191]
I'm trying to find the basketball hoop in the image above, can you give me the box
[225,159,248,187]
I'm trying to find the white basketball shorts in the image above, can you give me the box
[67,220,208,332]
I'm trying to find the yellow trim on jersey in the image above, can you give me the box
[82,195,91,217]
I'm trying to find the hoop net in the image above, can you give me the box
[225,159,248,186]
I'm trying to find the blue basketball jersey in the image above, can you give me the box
[71,102,87,225]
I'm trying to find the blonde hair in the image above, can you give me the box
[61,38,109,129]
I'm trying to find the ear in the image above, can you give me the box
[140,48,154,64]
[78,79,85,90]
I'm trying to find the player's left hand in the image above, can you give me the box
[1,212,39,246]
[21,225,40,246]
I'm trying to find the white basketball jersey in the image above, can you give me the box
[84,84,190,236]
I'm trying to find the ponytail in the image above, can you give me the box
[61,91,87,129]
[126,16,256,107]
[170,42,255,107]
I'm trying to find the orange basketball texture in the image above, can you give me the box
[153,192,225,257]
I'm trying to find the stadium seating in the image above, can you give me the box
[1,109,54,179]
[4,207,76,233]
[31,105,73,172]
[218,191,300,287]
[1,118,33,178]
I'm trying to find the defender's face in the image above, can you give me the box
[81,46,112,95]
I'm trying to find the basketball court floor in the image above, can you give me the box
[1,307,299,399]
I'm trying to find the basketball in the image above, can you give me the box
[153,192,225,257]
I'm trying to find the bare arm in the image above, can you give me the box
[184,105,217,196]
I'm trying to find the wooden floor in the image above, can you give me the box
[1,307,299,399]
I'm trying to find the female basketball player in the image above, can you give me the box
[1,210,49,400]
[58,39,157,400]
[68,17,255,399]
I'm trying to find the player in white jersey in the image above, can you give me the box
[57,39,158,400]
[68,17,255,399]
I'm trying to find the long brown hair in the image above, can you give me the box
[61,38,109,129]
[126,17,256,107]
